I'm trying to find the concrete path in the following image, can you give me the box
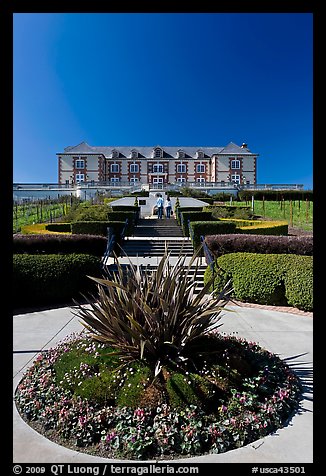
[13,304,313,463]
[111,194,208,218]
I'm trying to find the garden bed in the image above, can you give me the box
[15,330,302,460]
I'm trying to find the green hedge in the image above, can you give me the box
[106,211,137,233]
[219,218,289,236]
[13,233,107,256]
[71,221,126,237]
[189,221,237,251]
[179,211,214,236]
[284,256,313,310]
[204,205,253,220]
[13,253,101,308]
[45,223,72,233]
[238,189,313,202]
[204,253,313,311]
[176,206,203,224]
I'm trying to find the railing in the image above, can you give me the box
[120,218,129,241]
[13,181,144,190]
[200,235,215,267]
[14,181,306,192]
[239,183,304,191]
[101,219,129,269]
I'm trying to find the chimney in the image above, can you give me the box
[241,142,248,148]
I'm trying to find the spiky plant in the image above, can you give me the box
[73,250,232,376]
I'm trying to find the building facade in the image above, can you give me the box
[57,141,258,186]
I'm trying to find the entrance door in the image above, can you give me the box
[153,177,164,189]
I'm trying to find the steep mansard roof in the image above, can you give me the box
[61,141,255,157]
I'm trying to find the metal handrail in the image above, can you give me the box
[101,218,129,269]
[188,219,195,242]
[120,218,129,241]
[200,235,215,267]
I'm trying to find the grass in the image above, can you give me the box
[20,223,72,234]
[13,201,73,233]
[237,200,313,232]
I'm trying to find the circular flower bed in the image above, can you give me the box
[15,330,302,460]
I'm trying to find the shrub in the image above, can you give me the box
[13,233,107,256]
[106,211,138,233]
[204,205,253,220]
[21,223,70,235]
[44,223,72,233]
[284,255,313,310]
[205,234,313,259]
[218,218,288,235]
[238,189,313,202]
[179,211,214,236]
[189,221,237,251]
[13,253,101,308]
[176,206,203,224]
[71,221,126,237]
[74,252,232,375]
[204,253,313,311]
[72,205,110,222]
[238,221,288,236]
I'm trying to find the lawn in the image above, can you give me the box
[238,199,313,232]
[13,199,73,233]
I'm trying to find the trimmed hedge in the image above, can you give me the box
[45,223,72,233]
[204,234,313,258]
[13,253,102,308]
[13,233,107,256]
[189,221,237,251]
[176,206,203,224]
[238,189,313,201]
[219,218,289,235]
[109,205,140,222]
[179,211,214,236]
[71,221,126,237]
[106,211,138,233]
[204,252,313,311]
[284,256,313,310]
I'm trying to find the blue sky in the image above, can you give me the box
[13,13,313,188]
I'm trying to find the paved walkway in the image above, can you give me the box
[13,202,313,464]
[13,303,313,464]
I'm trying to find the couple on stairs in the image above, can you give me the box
[156,193,172,219]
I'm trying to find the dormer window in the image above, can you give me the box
[154,147,163,158]
[197,149,204,160]
[177,149,185,159]
[131,149,138,159]
[112,149,119,159]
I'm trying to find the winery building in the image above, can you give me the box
[57,141,258,186]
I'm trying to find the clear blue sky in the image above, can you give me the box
[13,13,313,189]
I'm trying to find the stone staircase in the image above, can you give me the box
[132,218,184,238]
[103,215,207,292]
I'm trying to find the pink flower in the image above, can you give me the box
[106,432,116,443]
